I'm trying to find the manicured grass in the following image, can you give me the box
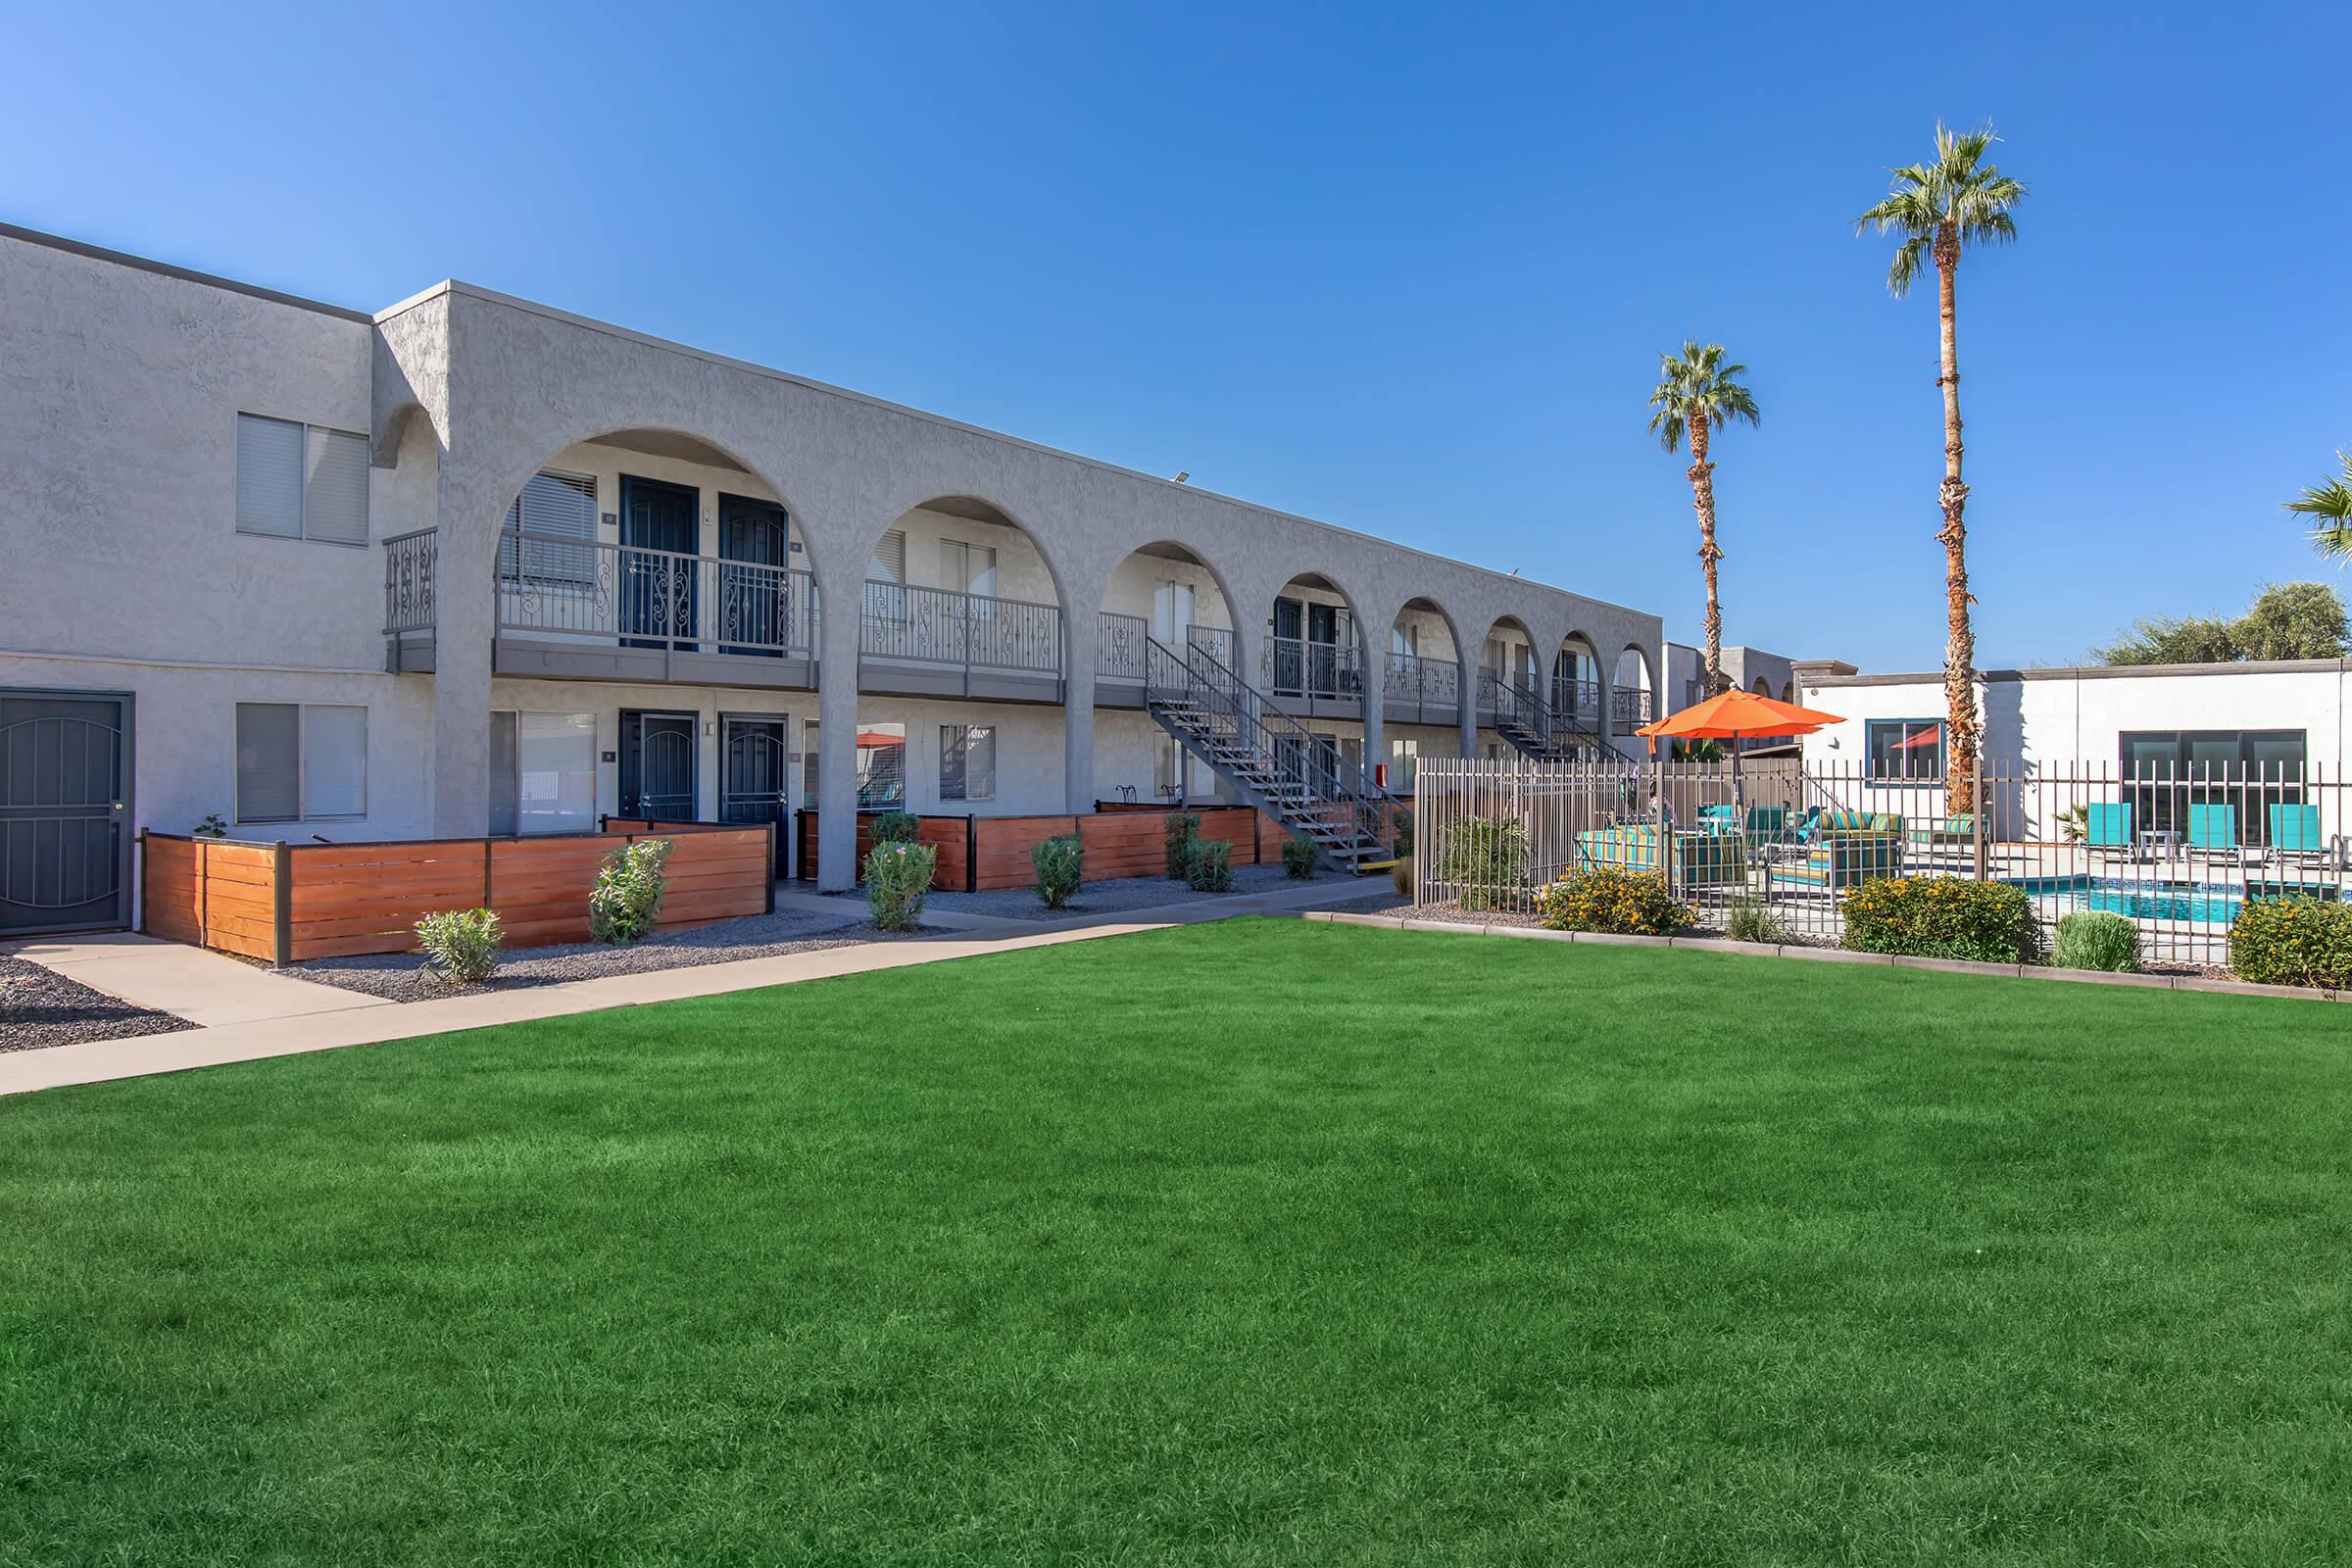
[5,920,2351,1565]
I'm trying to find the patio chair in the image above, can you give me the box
[2262,803,2332,881]
[1765,810,1904,891]
[2186,804,2251,870]
[1574,822,1748,887]
[1904,811,1976,854]
[2083,802,2132,864]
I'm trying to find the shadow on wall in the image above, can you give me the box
[1981,678,2027,838]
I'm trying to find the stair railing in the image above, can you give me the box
[1146,637,1397,855]
[1478,669,1599,751]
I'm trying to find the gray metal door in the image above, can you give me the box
[0,692,130,936]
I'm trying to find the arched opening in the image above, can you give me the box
[1781,679,1795,704]
[1614,645,1655,734]
[1266,571,1366,718]
[1553,633,1602,733]
[1752,676,1772,696]
[1479,616,1541,700]
[1386,595,1464,720]
[1097,541,1238,805]
[476,425,810,845]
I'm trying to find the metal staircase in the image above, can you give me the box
[1480,670,1602,761]
[1145,638,1398,872]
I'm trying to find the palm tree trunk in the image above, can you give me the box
[1688,412,1725,696]
[1935,225,1978,813]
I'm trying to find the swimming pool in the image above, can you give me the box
[2008,875,2339,925]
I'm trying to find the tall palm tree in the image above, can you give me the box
[2286,453,2352,560]
[1857,123,2026,811]
[1647,342,1759,698]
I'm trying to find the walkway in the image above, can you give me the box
[0,879,1377,1099]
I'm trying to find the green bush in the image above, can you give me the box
[1165,811,1200,880]
[193,811,228,839]
[1724,893,1793,945]
[871,811,920,846]
[1184,838,1232,894]
[864,841,936,931]
[1281,834,1319,879]
[414,907,503,984]
[1840,876,2040,963]
[1391,809,1413,861]
[589,837,673,946]
[1031,834,1083,909]
[2229,896,2352,989]
[1535,868,1694,936]
[1432,815,1529,912]
[2053,910,2140,973]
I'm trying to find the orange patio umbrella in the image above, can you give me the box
[1636,687,1846,819]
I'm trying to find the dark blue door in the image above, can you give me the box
[717,494,790,657]
[1,692,129,935]
[621,475,699,650]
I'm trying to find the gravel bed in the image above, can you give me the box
[920,862,1353,923]
[0,954,197,1053]
[288,906,933,1004]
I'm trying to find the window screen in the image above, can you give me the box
[301,706,368,817]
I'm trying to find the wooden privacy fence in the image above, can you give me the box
[796,806,1274,891]
[141,819,772,965]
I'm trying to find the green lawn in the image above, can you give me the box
[6,920,2351,1565]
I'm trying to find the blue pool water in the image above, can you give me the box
[2008,875,2338,925]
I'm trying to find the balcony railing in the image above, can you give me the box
[1264,636,1361,701]
[1551,676,1602,733]
[491,529,817,657]
[1611,688,1654,732]
[1385,652,1461,724]
[859,581,1062,677]
[1187,623,1233,665]
[383,528,437,635]
[1099,611,1149,682]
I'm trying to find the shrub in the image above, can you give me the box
[193,811,228,839]
[1724,893,1793,945]
[871,811,920,846]
[1840,876,2040,963]
[414,907,503,985]
[1165,811,1200,880]
[1281,835,1319,879]
[864,841,936,931]
[1432,815,1529,911]
[1184,838,1232,894]
[2229,896,2352,989]
[2053,910,2140,973]
[1535,868,1695,936]
[1032,834,1083,909]
[589,837,673,945]
[1390,810,1415,898]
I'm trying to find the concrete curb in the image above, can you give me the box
[1298,910,2347,1004]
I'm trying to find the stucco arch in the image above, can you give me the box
[1100,538,1243,643]
[1390,594,1466,665]
[858,491,1077,627]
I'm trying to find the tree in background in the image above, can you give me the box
[2096,582,2348,665]
[1857,123,2026,812]
[2285,453,2352,560]
[1646,342,1759,697]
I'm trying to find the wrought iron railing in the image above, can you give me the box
[1098,611,1149,682]
[1148,637,1396,858]
[1551,676,1602,730]
[1611,688,1654,731]
[1386,652,1461,709]
[382,528,437,635]
[490,528,817,656]
[1186,623,1233,664]
[860,580,1062,676]
[1479,669,1604,753]
[1263,635,1361,700]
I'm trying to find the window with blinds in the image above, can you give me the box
[236,703,367,822]
[939,724,996,802]
[235,414,368,543]
[499,470,598,583]
[865,529,908,623]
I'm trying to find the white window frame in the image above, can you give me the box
[234,702,368,824]
[235,413,369,547]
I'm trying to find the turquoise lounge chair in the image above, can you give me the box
[2187,804,2240,859]
[2083,802,2132,861]
[2266,803,2328,871]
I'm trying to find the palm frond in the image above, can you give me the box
[1861,122,2025,284]
[2285,454,2352,559]
[1646,341,1759,445]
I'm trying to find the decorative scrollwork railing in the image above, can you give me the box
[1262,635,1362,701]
[1385,652,1460,723]
[1186,623,1233,664]
[382,529,437,634]
[1551,676,1602,732]
[1097,611,1149,682]
[494,528,815,656]
[859,581,1063,677]
[1611,687,1653,732]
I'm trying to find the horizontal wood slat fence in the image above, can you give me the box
[141,819,772,965]
[796,807,1277,891]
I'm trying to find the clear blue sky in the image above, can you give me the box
[7,2,2345,671]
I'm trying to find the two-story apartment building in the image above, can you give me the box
[0,223,1667,932]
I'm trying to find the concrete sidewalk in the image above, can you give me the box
[0,877,1377,1099]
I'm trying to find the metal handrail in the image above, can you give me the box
[1387,652,1460,704]
[1479,668,1599,747]
[1550,675,1602,727]
[859,579,1062,675]
[1611,687,1654,730]
[1263,634,1361,699]
[489,527,816,656]
[1148,636,1396,855]
[1186,623,1233,663]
